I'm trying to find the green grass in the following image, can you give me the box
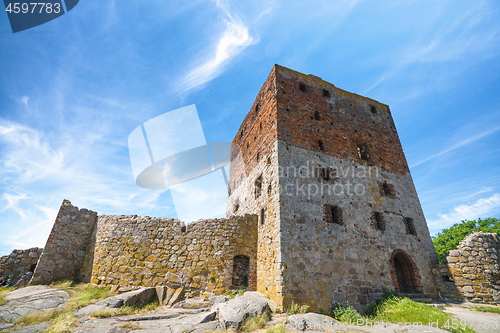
[0,286,14,306]
[359,292,474,333]
[265,323,286,333]
[474,306,500,314]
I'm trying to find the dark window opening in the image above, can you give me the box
[314,111,320,120]
[255,176,262,198]
[240,129,244,139]
[260,208,266,225]
[246,142,249,150]
[299,83,307,92]
[356,141,370,161]
[404,217,417,236]
[232,255,249,288]
[320,167,330,181]
[318,140,324,151]
[267,184,272,195]
[323,89,330,97]
[374,212,385,232]
[370,105,378,114]
[29,263,37,273]
[324,204,342,225]
[234,203,239,212]
[441,275,452,283]
[382,182,395,197]
[256,152,260,162]
[181,225,187,233]
[256,103,259,113]
[259,122,262,130]
[267,156,271,166]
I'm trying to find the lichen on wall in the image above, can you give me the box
[89,214,258,296]
[446,232,500,304]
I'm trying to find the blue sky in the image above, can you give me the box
[1,0,499,256]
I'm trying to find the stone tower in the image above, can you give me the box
[227,65,438,311]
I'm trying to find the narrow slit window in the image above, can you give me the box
[256,103,259,113]
[356,141,370,161]
[260,208,266,225]
[404,217,417,236]
[240,129,244,139]
[267,184,272,195]
[234,203,239,212]
[373,212,385,232]
[257,152,260,162]
[299,83,306,92]
[323,89,330,97]
[325,204,342,225]
[314,111,320,120]
[255,176,262,198]
[318,140,324,151]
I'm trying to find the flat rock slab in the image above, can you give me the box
[9,322,51,333]
[0,287,69,323]
[443,305,500,333]
[74,308,217,333]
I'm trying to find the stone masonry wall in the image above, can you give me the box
[0,247,43,282]
[89,215,258,297]
[30,200,98,285]
[446,232,500,304]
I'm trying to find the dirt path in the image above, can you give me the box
[443,304,500,333]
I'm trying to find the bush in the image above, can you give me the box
[330,302,362,323]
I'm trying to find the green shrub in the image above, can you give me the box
[330,302,362,323]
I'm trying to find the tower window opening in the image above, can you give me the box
[325,204,342,225]
[256,103,259,113]
[234,203,239,212]
[314,111,320,120]
[257,152,260,162]
[356,141,370,161]
[260,122,262,130]
[260,208,266,225]
[318,140,324,151]
[382,182,395,198]
[370,105,377,114]
[240,129,244,139]
[323,89,330,97]
[267,184,272,195]
[404,217,417,236]
[255,176,262,198]
[373,212,385,232]
[299,83,307,92]
[267,156,271,166]
[247,142,249,150]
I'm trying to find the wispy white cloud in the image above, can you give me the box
[177,0,257,93]
[410,125,500,167]
[428,193,500,233]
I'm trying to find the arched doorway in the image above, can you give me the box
[390,250,422,294]
[232,255,250,288]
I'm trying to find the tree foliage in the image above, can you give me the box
[432,218,500,263]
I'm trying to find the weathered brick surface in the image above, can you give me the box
[227,65,438,312]
[30,199,98,285]
[445,232,500,304]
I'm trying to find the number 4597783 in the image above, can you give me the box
[6,3,61,14]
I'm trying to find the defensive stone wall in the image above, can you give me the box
[89,214,258,297]
[30,200,98,285]
[446,232,500,304]
[0,247,43,282]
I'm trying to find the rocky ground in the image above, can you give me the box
[1,286,499,333]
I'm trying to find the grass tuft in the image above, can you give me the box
[240,312,271,331]
[45,312,77,333]
[285,302,309,315]
[90,301,161,318]
[0,286,14,306]
[66,284,114,310]
[118,322,141,329]
[15,309,63,328]
[474,306,500,314]
[265,323,286,333]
